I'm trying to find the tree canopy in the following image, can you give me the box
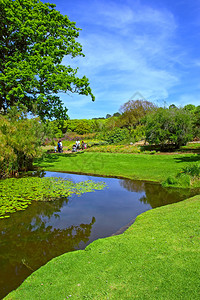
[0,0,94,119]
[145,107,193,149]
[119,99,156,130]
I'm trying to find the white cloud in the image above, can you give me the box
[60,0,193,118]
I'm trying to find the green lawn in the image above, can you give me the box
[5,151,200,299]
[6,195,200,300]
[34,152,200,184]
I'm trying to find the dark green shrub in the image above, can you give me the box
[145,107,193,149]
[178,163,200,178]
[101,128,129,144]
[163,176,178,185]
[0,106,46,178]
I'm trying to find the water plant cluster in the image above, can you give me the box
[0,177,106,219]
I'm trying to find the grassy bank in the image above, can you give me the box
[6,195,200,299]
[34,152,200,186]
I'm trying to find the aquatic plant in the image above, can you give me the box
[0,177,106,219]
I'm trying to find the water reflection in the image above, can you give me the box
[0,198,95,298]
[0,172,199,299]
[120,179,197,208]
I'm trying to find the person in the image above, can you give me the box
[59,140,63,152]
[75,139,80,150]
[81,140,85,150]
[54,145,57,153]
[57,140,62,153]
[72,144,77,152]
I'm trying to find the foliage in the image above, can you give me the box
[163,163,200,188]
[183,105,200,139]
[86,144,140,153]
[61,119,108,134]
[130,124,146,142]
[75,120,92,135]
[86,140,108,148]
[6,195,200,299]
[145,107,193,149]
[193,106,200,139]
[104,116,119,131]
[43,120,63,142]
[0,0,94,119]
[119,100,156,130]
[99,127,129,144]
[162,174,191,188]
[92,118,107,132]
[178,163,200,178]
[0,177,106,218]
[0,106,46,177]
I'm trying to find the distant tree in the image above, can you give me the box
[145,107,193,149]
[91,119,106,132]
[105,116,118,130]
[76,120,91,135]
[183,104,196,113]
[93,117,105,120]
[113,112,121,117]
[183,104,200,139]
[119,100,156,130]
[193,105,200,139]
[106,114,112,119]
[0,0,94,120]
[169,104,177,109]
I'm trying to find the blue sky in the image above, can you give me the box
[43,0,200,119]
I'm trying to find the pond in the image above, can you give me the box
[0,171,199,299]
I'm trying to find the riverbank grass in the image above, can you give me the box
[6,195,200,299]
[34,152,200,187]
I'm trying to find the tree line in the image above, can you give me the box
[48,101,200,148]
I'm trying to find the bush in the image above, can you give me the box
[145,107,193,149]
[162,174,191,188]
[100,128,129,144]
[178,163,200,178]
[130,125,146,142]
[163,176,178,186]
[162,163,200,188]
[0,106,45,178]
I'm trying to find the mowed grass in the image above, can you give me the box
[6,195,200,300]
[34,152,200,184]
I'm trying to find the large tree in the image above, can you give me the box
[0,0,94,119]
[119,99,156,130]
[145,107,193,149]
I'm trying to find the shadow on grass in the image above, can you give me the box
[34,152,84,168]
[174,154,200,163]
[140,145,177,152]
[140,144,200,154]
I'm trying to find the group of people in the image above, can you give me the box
[72,140,87,152]
[54,139,87,153]
[54,140,63,153]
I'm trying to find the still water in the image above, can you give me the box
[0,172,199,299]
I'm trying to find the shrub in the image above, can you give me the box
[100,128,129,144]
[177,163,200,178]
[163,176,178,186]
[145,107,193,149]
[0,106,46,178]
[162,163,200,188]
